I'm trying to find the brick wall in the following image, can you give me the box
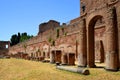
[0,41,10,57]
[9,0,120,64]
[38,20,60,34]
[80,0,108,15]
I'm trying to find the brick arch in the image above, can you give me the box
[87,15,105,67]
[88,15,104,27]
[86,8,107,26]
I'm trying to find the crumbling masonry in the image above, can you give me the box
[0,41,10,57]
[9,0,120,71]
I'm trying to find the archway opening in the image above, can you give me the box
[88,15,106,68]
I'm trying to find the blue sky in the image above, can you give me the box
[0,0,80,41]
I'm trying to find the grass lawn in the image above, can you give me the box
[0,58,120,80]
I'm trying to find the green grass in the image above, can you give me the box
[0,58,120,80]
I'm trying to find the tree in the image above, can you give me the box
[17,32,21,42]
[10,34,19,46]
[20,32,33,42]
[20,33,28,42]
[10,32,33,46]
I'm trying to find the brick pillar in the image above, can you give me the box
[116,6,120,68]
[33,53,35,59]
[34,52,36,58]
[50,50,55,63]
[78,19,87,67]
[36,52,37,57]
[105,7,119,71]
[61,53,68,65]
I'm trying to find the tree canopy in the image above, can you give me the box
[10,32,33,46]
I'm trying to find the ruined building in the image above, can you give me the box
[9,0,120,71]
[38,20,60,35]
[0,41,10,57]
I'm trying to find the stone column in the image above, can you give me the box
[61,53,68,65]
[116,6,120,68]
[50,50,55,63]
[78,19,87,67]
[105,7,119,71]
[33,52,35,60]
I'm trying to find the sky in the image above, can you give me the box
[0,0,80,41]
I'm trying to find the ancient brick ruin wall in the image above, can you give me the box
[80,0,108,15]
[9,0,120,69]
[0,41,10,57]
[81,0,120,64]
[93,16,106,62]
[0,41,10,49]
[9,19,81,58]
[38,20,60,35]
[9,16,107,61]
[11,18,106,61]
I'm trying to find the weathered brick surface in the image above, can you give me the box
[80,0,108,15]
[0,41,10,57]
[117,5,120,67]
[9,0,120,70]
[38,20,60,34]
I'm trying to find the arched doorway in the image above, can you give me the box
[87,15,106,68]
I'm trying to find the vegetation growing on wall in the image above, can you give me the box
[56,28,60,38]
[37,49,41,53]
[23,44,27,53]
[64,32,67,36]
[51,40,55,46]
[61,27,65,35]
[48,37,55,46]
[48,37,52,43]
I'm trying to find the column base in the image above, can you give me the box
[50,62,55,64]
[61,63,67,65]
[78,65,87,68]
[105,68,119,72]
[87,64,96,68]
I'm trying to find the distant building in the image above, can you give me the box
[0,41,10,57]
